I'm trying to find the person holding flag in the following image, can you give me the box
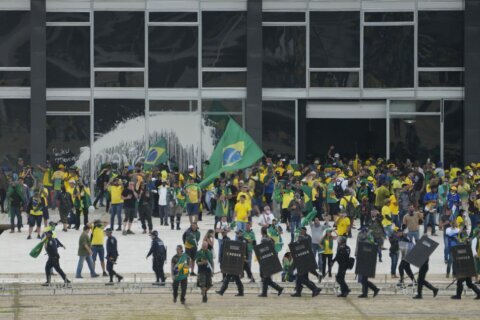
[171,245,190,304]
[42,230,70,286]
[144,138,168,171]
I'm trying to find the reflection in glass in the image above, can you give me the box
[263,26,306,88]
[202,72,246,87]
[418,11,464,68]
[262,101,295,159]
[150,100,197,112]
[47,26,90,88]
[0,11,30,67]
[47,101,90,112]
[202,11,246,68]
[46,12,89,22]
[444,101,464,166]
[310,72,359,88]
[46,116,90,168]
[94,12,144,67]
[390,100,440,113]
[390,115,440,163]
[202,113,243,147]
[149,26,198,88]
[419,71,463,87]
[202,100,243,113]
[0,71,30,87]
[0,99,30,162]
[364,12,413,22]
[95,71,144,87]
[310,12,360,68]
[149,12,197,22]
[364,26,414,88]
[263,12,305,22]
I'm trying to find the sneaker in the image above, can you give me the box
[122,230,127,236]
[291,293,302,297]
[41,282,50,287]
[235,293,244,297]
[91,274,99,278]
[277,287,284,296]
[373,288,380,297]
[312,288,321,297]
[215,291,224,296]
[358,294,368,298]
[126,230,135,235]
[190,272,197,277]
[116,227,122,231]
[176,226,181,230]
[64,279,71,284]
[258,293,267,297]
[450,295,461,300]
[433,288,439,298]
[412,295,422,299]
[75,276,83,279]
[337,293,348,298]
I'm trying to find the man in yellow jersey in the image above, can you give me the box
[185,177,201,224]
[281,182,295,232]
[381,198,393,237]
[91,220,108,277]
[51,164,66,209]
[335,211,351,238]
[37,161,53,209]
[234,195,251,232]
[108,178,124,231]
[27,194,44,239]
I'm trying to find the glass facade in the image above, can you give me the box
[0,11,30,67]
[262,101,295,158]
[0,99,30,162]
[444,101,464,166]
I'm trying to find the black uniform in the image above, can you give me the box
[259,237,283,297]
[237,235,254,281]
[147,236,167,283]
[217,239,244,296]
[138,188,154,232]
[106,235,122,282]
[45,237,68,283]
[333,244,351,297]
[453,277,480,299]
[292,236,321,297]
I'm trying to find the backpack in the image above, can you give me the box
[347,257,355,270]
[251,177,265,197]
[334,183,344,199]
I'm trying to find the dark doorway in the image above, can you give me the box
[306,118,386,161]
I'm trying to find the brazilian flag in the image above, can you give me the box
[144,138,168,171]
[301,185,313,213]
[199,119,264,188]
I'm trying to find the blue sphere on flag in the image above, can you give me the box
[223,147,242,166]
[146,149,158,162]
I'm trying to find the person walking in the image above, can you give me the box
[333,237,351,297]
[105,228,123,285]
[75,225,99,279]
[91,220,108,277]
[108,178,124,231]
[172,245,190,304]
[183,222,200,276]
[196,241,213,302]
[42,230,70,286]
[7,180,24,233]
[258,227,284,297]
[146,230,167,285]
[413,258,439,299]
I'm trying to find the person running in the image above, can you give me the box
[146,230,167,285]
[105,228,123,285]
[196,241,213,303]
[171,245,190,304]
[258,227,283,297]
[42,230,70,286]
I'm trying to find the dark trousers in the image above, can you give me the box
[74,208,82,229]
[9,206,22,230]
[261,276,282,295]
[243,261,253,279]
[456,277,480,297]
[159,206,168,225]
[153,258,165,282]
[417,263,435,296]
[322,254,333,277]
[336,267,349,294]
[0,188,6,212]
[173,278,188,301]
[169,214,181,229]
[399,260,415,282]
[295,273,318,294]
[45,257,67,281]
[93,188,106,207]
[361,276,377,296]
[106,257,119,281]
[219,275,244,294]
[139,206,153,231]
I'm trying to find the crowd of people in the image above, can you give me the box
[2,148,480,302]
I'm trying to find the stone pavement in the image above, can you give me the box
[0,209,454,280]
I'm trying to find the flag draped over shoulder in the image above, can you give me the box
[144,138,168,171]
[199,119,264,188]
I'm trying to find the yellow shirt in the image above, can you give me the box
[340,195,359,209]
[389,195,399,215]
[234,202,251,223]
[110,185,124,204]
[323,239,333,255]
[43,170,53,187]
[236,191,252,204]
[382,205,392,226]
[336,217,351,236]
[282,191,294,209]
[91,226,105,246]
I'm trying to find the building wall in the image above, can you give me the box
[0,0,469,180]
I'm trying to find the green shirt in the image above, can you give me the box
[172,253,190,281]
[185,184,201,204]
[243,230,256,253]
[196,249,213,272]
[375,186,390,208]
[78,232,91,256]
[215,199,229,217]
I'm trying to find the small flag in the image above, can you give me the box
[144,138,168,171]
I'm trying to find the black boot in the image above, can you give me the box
[42,275,51,286]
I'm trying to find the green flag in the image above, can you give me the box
[301,185,313,213]
[144,138,168,171]
[199,119,264,188]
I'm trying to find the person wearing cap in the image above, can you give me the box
[333,236,351,297]
[105,228,123,285]
[42,230,70,286]
[196,241,213,303]
[146,230,167,285]
[171,245,190,304]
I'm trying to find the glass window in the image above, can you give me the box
[365,12,413,22]
[202,99,243,113]
[94,99,145,139]
[47,101,90,112]
[364,26,414,88]
[46,12,89,22]
[150,100,197,112]
[418,11,464,68]
[46,116,90,168]
[263,12,305,22]
[443,101,464,166]
[390,115,440,163]
[262,101,295,158]
[202,113,243,147]
[390,100,440,113]
[0,11,30,67]
[0,71,30,87]
[149,12,197,22]
[419,71,463,87]
[47,26,90,88]
[202,11,246,68]
[202,72,246,87]
[263,26,306,88]
[310,11,360,68]
[149,26,198,88]
[94,12,145,67]
[95,71,144,87]
[310,72,359,88]
[0,99,30,162]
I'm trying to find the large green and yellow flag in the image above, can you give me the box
[144,138,168,171]
[199,119,263,188]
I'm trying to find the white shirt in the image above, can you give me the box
[258,212,275,227]
[158,186,168,206]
